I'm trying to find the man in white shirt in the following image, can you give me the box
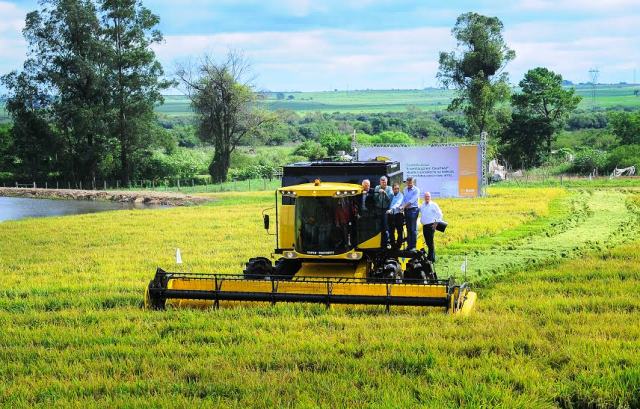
[419,191,443,262]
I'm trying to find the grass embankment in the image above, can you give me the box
[1,187,639,407]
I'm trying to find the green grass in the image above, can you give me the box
[1,187,640,407]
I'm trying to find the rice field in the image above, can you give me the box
[1,185,639,407]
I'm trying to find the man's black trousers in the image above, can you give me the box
[422,224,436,262]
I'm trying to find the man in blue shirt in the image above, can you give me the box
[401,176,420,250]
[386,182,404,249]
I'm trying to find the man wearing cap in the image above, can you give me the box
[419,191,443,262]
[374,176,393,246]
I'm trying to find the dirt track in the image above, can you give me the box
[0,187,209,206]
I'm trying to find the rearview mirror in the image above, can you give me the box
[263,214,270,230]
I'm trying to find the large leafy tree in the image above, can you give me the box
[1,0,168,184]
[511,67,581,155]
[101,0,170,185]
[437,12,515,137]
[177,52,270,183]
[5,0,108,182]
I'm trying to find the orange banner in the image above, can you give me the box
[458,145,479,197]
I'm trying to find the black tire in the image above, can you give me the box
[273,258,302,280]
[370,258,402,282]
[404,258,427,282]
[145,281,166,310]
[243,257,273,279]
[404,259,437,283]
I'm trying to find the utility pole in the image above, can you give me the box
[589,68,599,110]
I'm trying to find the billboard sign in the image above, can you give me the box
[357,145,482,198]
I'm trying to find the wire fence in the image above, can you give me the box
[1,177,282,194]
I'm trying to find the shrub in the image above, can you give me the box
[293,141,328,160]
[609,111,640,145]
[607,145,640,170]
[319,134,351,155]
[227,164,279,181]
[141,148,210,179]
[357,131,415,145]
[571,148,608,174]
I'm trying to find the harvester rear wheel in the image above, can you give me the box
[273,258,302,280]
[243,257,273,279]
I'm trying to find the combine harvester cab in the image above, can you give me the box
[145,161,476,315]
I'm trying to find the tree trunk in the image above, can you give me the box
[210,148,230,183]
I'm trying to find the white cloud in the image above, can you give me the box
[517,0,640,12]
[0,2,27,77]
[506,16,640,84]
[156,27,454,91]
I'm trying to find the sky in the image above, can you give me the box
[1,0,639,92]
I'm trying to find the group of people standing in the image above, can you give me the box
[361,176,443,262]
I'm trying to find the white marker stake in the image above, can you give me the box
[461,255,468,281]
[176,248,183,265]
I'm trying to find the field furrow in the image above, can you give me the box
[438,190,640,282]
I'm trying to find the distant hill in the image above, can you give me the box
[157,85,640,117]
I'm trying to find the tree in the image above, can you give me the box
[498,112,551,169]
[101,0,171,185]
[511,67,581,155]
[17,0,109,182]
[1,0,169,184]
[1,67,60,180]
[177,52,270,182]
[0,125,12,170]
[437,12,515,137]
[609,111,640,145]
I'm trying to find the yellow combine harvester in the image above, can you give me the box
[145,161,476,314]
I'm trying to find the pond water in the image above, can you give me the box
[0,196,164,222]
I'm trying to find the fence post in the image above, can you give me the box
[248,179,251,190]
[33,182,36,188]
[177,178,180,189]
[79,181,82,190]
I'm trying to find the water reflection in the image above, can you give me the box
[0,196,165,222]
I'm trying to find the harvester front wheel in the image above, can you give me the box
[273,258,302,280]
[370,258,402,282]
[404,258,437,283]
[244,257,273,279]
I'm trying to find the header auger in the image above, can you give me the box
[145,160,476,314]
